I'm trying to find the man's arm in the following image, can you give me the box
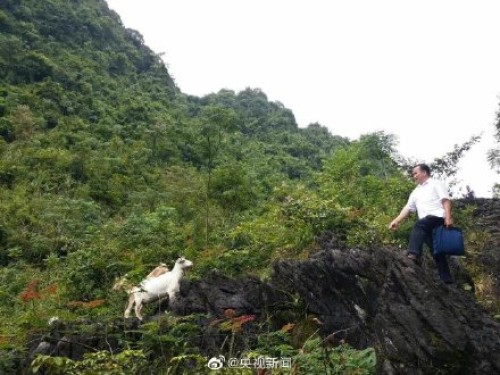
[389,206,411,231]
[442,198,453,227]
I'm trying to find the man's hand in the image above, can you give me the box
[442,199,453,228]
[444,216,453,228]
[389,220,399,231]
[389,207,410,232]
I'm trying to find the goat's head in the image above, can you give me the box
[112,274,130,291]
[175,256,193,270]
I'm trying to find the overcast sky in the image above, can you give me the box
[106,0,499,197]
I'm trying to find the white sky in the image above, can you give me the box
[106,0,499,197]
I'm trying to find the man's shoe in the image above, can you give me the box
[441,277,454,284]
[407,253,418,261]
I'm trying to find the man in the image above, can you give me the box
[389,163,453,283]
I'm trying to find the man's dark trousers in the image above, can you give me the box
[408,215,453,283]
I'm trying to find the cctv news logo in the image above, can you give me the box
[207,355,292,370]
[207,355,225,370]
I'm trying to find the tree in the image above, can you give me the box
[197,105,237,245]
[488,110,500,174]
[316,132,413,246]
[210,163,257,214]
[356,131,401,178]
[429,134,481,184]
[11,105,38,141]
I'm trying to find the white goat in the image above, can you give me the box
[124,257,193,320]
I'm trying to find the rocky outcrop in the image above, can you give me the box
[457,198,500,296]
[166,241,499,374]
[170,271,288,317]
[271,246,500,374]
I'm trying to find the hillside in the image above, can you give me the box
[0,0,353,271]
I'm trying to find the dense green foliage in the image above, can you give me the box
[489,104,500,197]
[0,0,495,373]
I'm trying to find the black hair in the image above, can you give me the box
[414,163,431,176]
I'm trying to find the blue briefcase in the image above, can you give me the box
[432,225,465,256]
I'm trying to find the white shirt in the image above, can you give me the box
[405,178,450,219]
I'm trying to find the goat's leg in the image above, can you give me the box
[137,302,144,319]
[134,297,144,320]
[167,291,176,306]
[124,293,135,318]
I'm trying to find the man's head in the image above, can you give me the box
[412,163,431,184]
